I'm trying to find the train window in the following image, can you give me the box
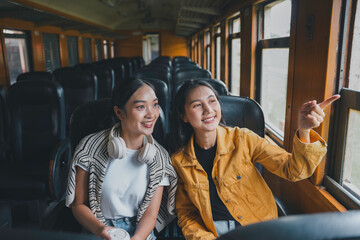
[325,0,360,209]
[215,25,221,80]
[228,14,241,95]
[110,41,115,58]
[67,36,79,67]
[256,0,291,140]
[43,33,61,72]
[83,37,92,63]
[142,33,159,64]
[3,29,32,84]
[205,30,211,72]
[95,39,102,61]
[103,40,108,59]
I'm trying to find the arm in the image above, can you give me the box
[132,186,164,240]
[251,95,340,181]
[175,177,216,240]
[71,167,113,240]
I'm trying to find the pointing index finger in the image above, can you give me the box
[318,94,341,110]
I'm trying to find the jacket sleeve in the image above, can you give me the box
[175,175,216,240]
[246,129,327,181]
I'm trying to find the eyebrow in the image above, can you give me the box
[132,98,158,104]
[189,95,215,104]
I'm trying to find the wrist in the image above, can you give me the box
[298,129,311,143]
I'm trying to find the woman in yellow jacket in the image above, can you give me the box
[168,79,340,240]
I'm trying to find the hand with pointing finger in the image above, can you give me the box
[298,94,341,143]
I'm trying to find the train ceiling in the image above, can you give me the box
[0,0,235,38]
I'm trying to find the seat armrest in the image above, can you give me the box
[49,138,71,201]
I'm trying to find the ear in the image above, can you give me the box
[114,106,125,120]
[180,113,189,123]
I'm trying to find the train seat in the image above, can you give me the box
[75,64,115,99]
[173,61,198,69]
[53,67,98,131]
[172,56,191,64]
[135,70,172,92]
[173,68,211,84]
[97,60,125,85]
[16,71,53,82]
[173,65,201,75]
[0,80,71,201]
[114,58,133,79]
[217,211,360,240]
[0,203,11,229]
[173,78,228,97]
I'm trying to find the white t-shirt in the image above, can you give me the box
[76,148,169,219]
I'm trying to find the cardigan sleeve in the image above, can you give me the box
[65,135,92,207]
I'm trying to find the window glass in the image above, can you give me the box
[215,34,221,80]
[110,42,115,58]
[229,15,241,95]
[43,33,61,72]
[206,31,211,71]
[83,37,92,63]
[348,1,360,91]
[342,109,360,198]
[261,48,289,136]
[67,36,78,66]
[264,0,291,38]
[231,38,241,95]
[232,17,241,33]
[95,39,102,61]
[103,40,108,59]
[4,29,31,84]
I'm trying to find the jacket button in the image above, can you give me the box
[226,199,231,203]
[237,175,241,180]
[214,176,217,180]
[238,216,243,220]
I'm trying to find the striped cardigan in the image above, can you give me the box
[65,127,178,237]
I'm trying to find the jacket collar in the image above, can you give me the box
[179,125,235,167]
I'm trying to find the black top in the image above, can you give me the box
[194,141,236,221]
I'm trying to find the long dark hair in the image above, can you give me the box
[168,79,225,154]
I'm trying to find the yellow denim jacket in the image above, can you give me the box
[171,126,327,240]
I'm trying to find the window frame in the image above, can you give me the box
[255,0,291,143]
[324,0,360,209]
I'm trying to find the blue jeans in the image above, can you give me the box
[213,220,240,236]
[105,217,156,239]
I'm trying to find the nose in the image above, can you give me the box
[145,105,158,119]
[203,103,214,114]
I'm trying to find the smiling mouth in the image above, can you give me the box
[202,116,216,123]
[142,121,154,128]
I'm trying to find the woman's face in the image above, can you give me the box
[182,85,221,134]
[115,84,159,137]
